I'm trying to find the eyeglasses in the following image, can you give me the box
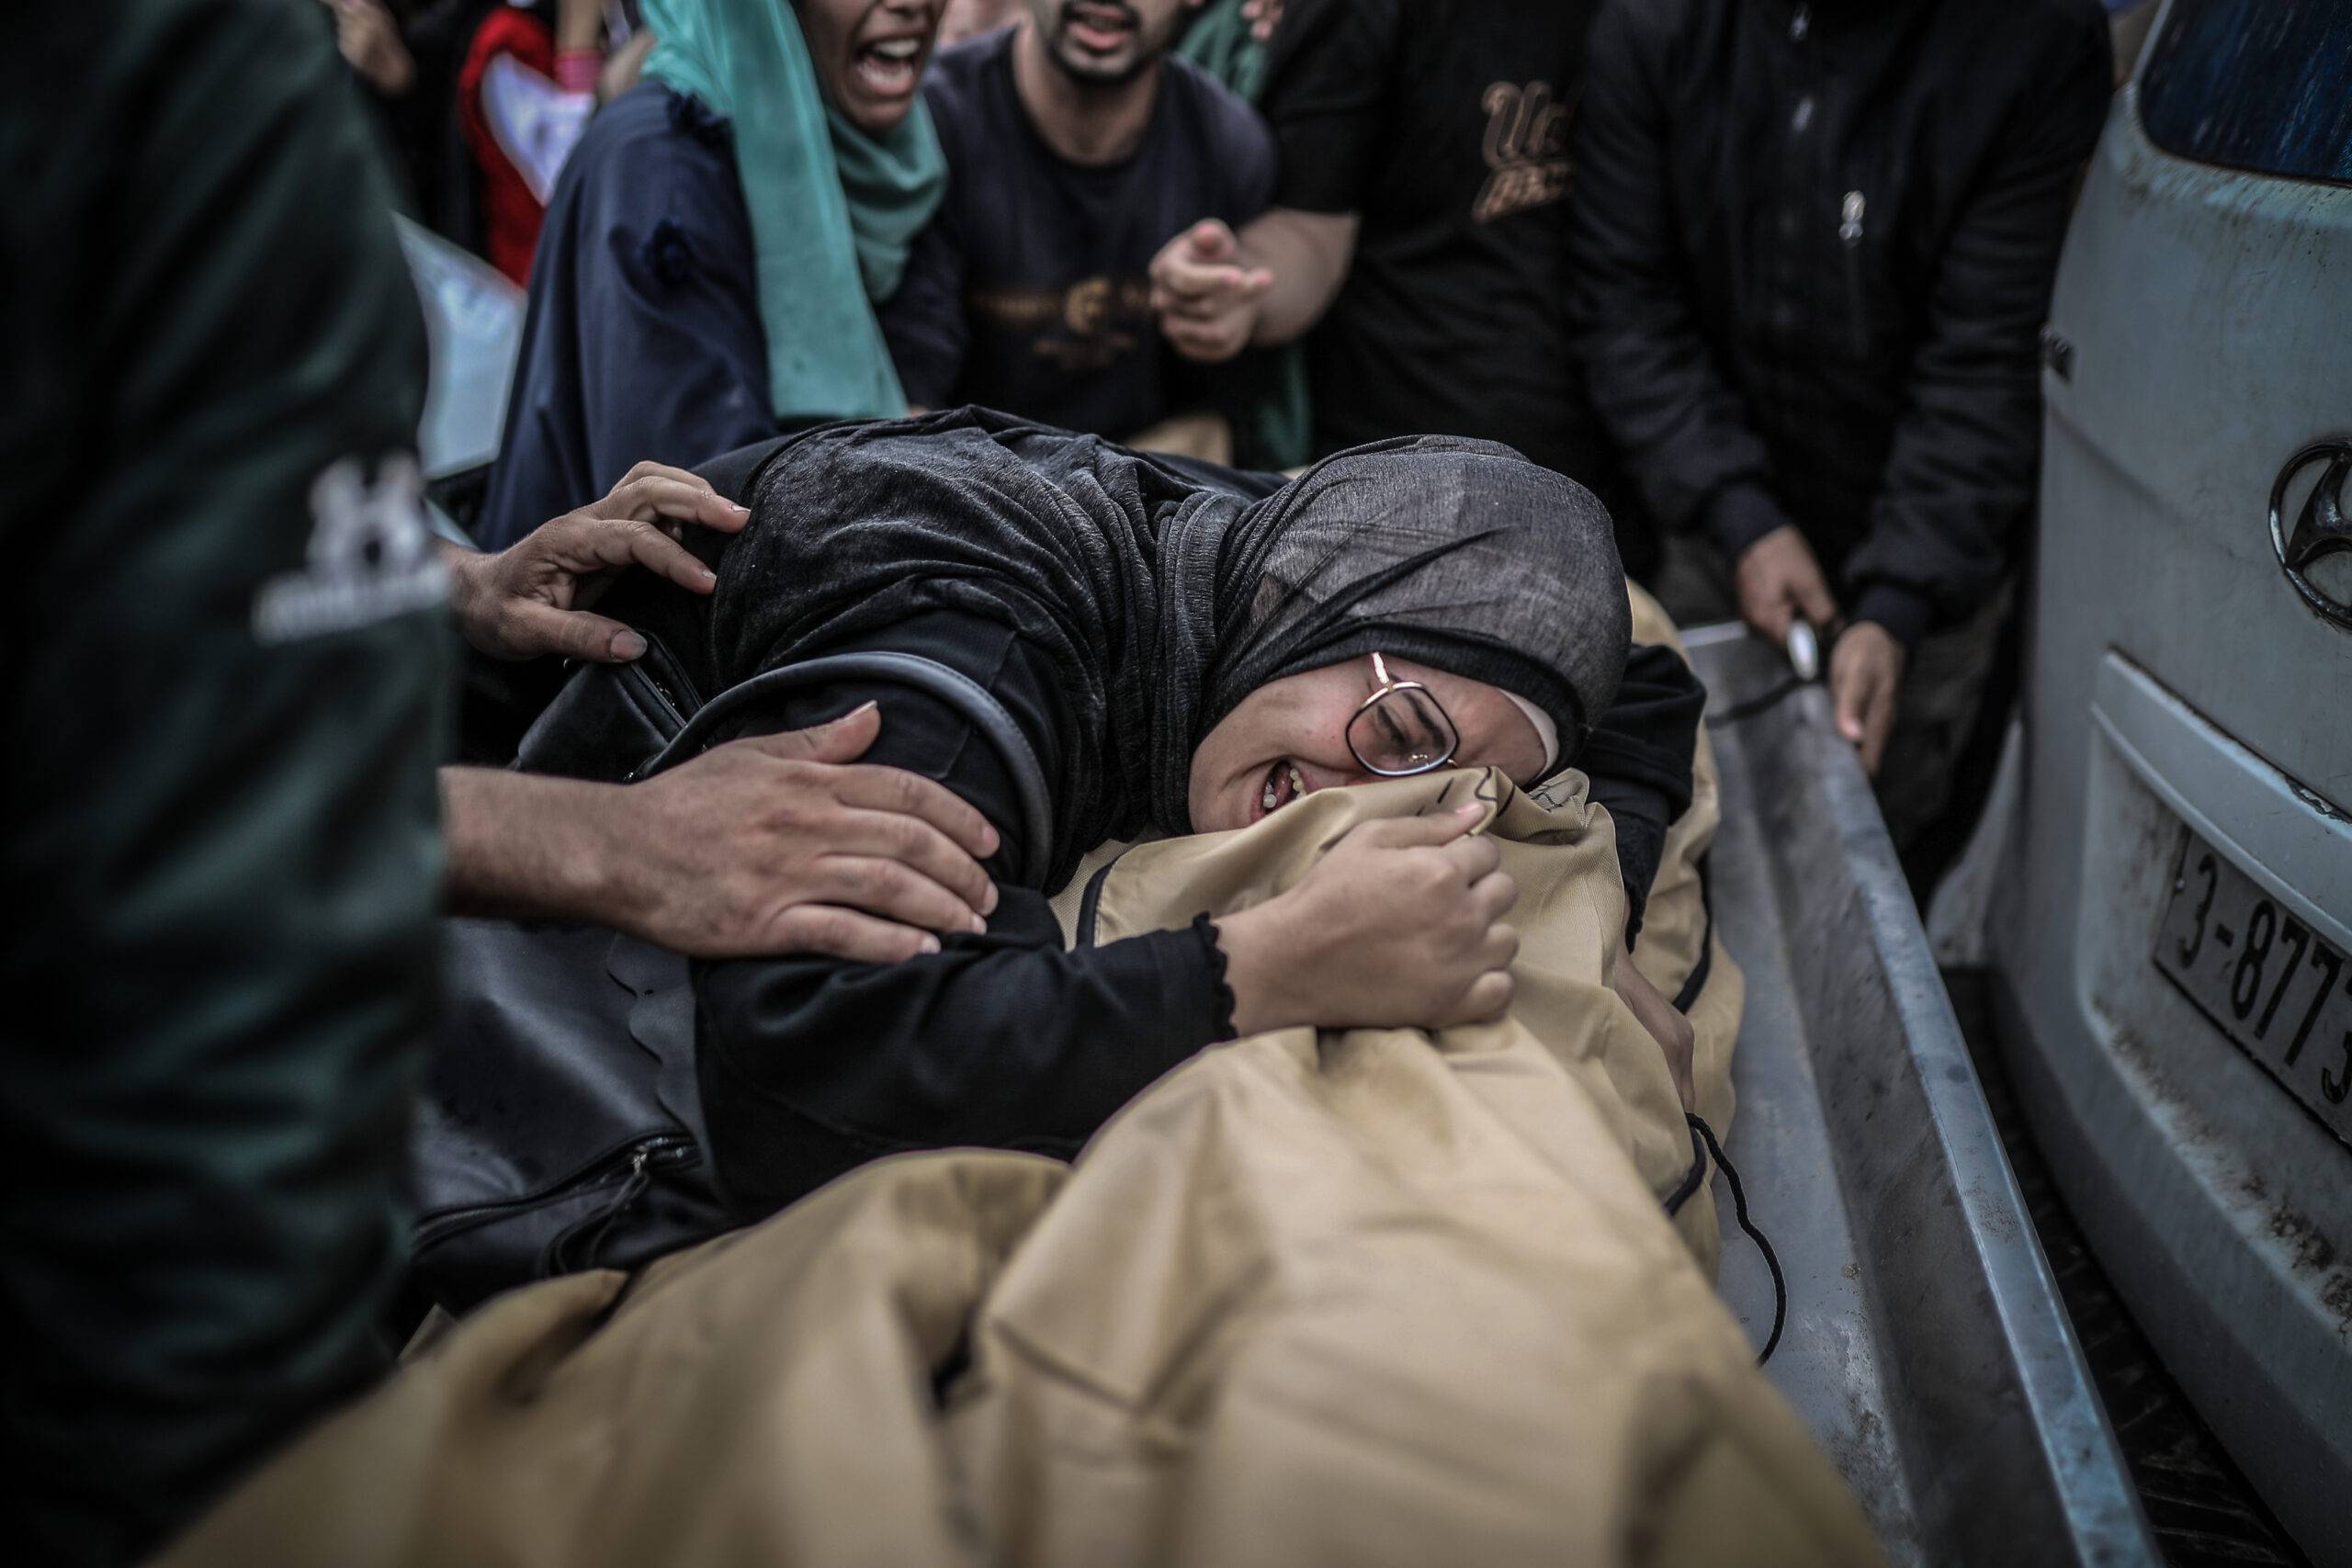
[1347,652,1461,776]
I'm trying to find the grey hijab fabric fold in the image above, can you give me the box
[710,409,1628,886]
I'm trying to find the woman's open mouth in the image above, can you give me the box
[1258,759,1308,819]
[853,35,925,99]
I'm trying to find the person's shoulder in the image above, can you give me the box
[578,84,733,166]
[1160,55,1274,156]
[563,84,741,209]
[919,29,1017,169]
[922,29,1012,121]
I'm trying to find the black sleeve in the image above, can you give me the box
[691,616,1232,1223]
[1213,91,1280,223]
[1565,1,1791,559]
[1578,643,1706,944]
[1256,0,1401,214]
[698,887,1230,1219]
[1839,17,2110,647]
[876,203,968,411]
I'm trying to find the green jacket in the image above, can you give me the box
[1,3,449,1561]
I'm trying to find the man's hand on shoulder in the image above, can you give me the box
[442,705,1004,964]
[617,705,1002,961]
[443,461,749,663]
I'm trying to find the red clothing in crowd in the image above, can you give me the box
[457,5,557,284]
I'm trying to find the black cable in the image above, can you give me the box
[1661,1122,1709,1216]
[1687,1112,1787,1365]
[1707,673,1810,727]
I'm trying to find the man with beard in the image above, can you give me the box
[878,0,1275,443]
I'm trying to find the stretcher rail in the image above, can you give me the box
[1690,627,2154,1566]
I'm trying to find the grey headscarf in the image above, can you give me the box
[710,410,1629,886]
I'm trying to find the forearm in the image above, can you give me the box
[1217,899,1317,1035]
[555,0,604,52]
[439,765,628,922]
[1237,207,1358,345]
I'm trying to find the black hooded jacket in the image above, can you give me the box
[1565,0,2111,646]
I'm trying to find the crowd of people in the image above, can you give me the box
[346,0,2119,885]
[6,0,2133,1561]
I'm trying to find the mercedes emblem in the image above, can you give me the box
[2269,439,2352,631]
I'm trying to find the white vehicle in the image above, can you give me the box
[1987,0,2352,1557]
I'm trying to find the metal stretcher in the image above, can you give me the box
[1688,626,2157,1565]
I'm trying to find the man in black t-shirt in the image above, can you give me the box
[879,2,1276,443]
[1146,0,1652,573]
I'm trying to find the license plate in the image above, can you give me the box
[2154,826,2352,1147]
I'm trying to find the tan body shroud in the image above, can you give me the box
[156,592,1881,1568]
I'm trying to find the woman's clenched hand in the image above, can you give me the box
[1218,804,1520,1035]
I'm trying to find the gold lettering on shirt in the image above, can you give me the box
[968,275,1157,373]
[1475,79,1574,224]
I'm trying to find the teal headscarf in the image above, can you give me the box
[641,0,946,423]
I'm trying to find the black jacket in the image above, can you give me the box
[1566,0,2110,646]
